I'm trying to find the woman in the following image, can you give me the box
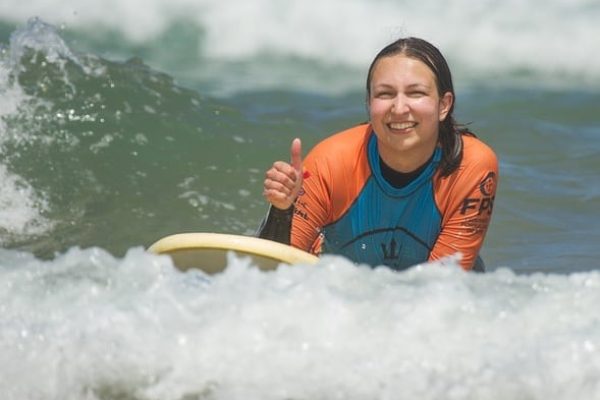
[258,37,498,271]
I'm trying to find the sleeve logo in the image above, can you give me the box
[460,171,497,216]
[479,172,496,196]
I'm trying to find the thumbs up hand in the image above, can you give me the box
[263,138,303,210]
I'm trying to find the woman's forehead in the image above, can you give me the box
[371,55,437,85]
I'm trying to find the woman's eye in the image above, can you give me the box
[375,91,394,98]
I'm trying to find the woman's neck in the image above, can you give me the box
[379,153,433,188]
[378,142,437,173]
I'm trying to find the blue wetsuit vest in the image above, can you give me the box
[321,134,443,270]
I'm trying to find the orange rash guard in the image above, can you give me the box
[290,123,499,271]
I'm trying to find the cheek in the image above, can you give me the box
[368,99,388,118]
[414,99,440,119]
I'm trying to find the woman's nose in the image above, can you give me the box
[391,95,409,114]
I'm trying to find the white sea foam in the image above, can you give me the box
[1,0,599,90]
[0,165,52,241]
[0,32,53,242]
[1,247,600,399]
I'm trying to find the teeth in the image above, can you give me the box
[389,122,416,130]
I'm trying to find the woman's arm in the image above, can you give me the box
[257,138,303,245]
[430,139,499,270]
[256,205,293,245]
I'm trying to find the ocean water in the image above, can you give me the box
[1,1,600,399]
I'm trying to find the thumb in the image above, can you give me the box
[290,138,303,173]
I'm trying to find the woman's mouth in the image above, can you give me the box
[388,121,417,131]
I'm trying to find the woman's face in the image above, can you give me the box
[368,54,453,172]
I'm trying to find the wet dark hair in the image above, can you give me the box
[366,37,472,177]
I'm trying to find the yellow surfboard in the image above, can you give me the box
[148,233,319,274]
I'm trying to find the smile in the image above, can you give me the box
[388,122,417,130]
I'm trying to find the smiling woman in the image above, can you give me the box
[368,55,453,172]
[258,37,499,272]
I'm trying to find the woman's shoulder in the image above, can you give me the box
[461,134,498,169]
[434,133,498,211]
[309,123,371,159]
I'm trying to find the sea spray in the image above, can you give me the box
[0,19,262,256]
[2,248,600,399]
[2,0,600,93]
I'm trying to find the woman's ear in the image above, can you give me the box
[438,92,454,121]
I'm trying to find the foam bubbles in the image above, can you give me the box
[0,43,53,242]
[0,165,52,242]
[2,249,600,399]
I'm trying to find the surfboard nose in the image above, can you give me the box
[148,232,319,274]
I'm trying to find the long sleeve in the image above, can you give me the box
[430,136,499,270]
[256,205,294,245]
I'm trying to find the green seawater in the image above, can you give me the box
[1,19,599,273]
